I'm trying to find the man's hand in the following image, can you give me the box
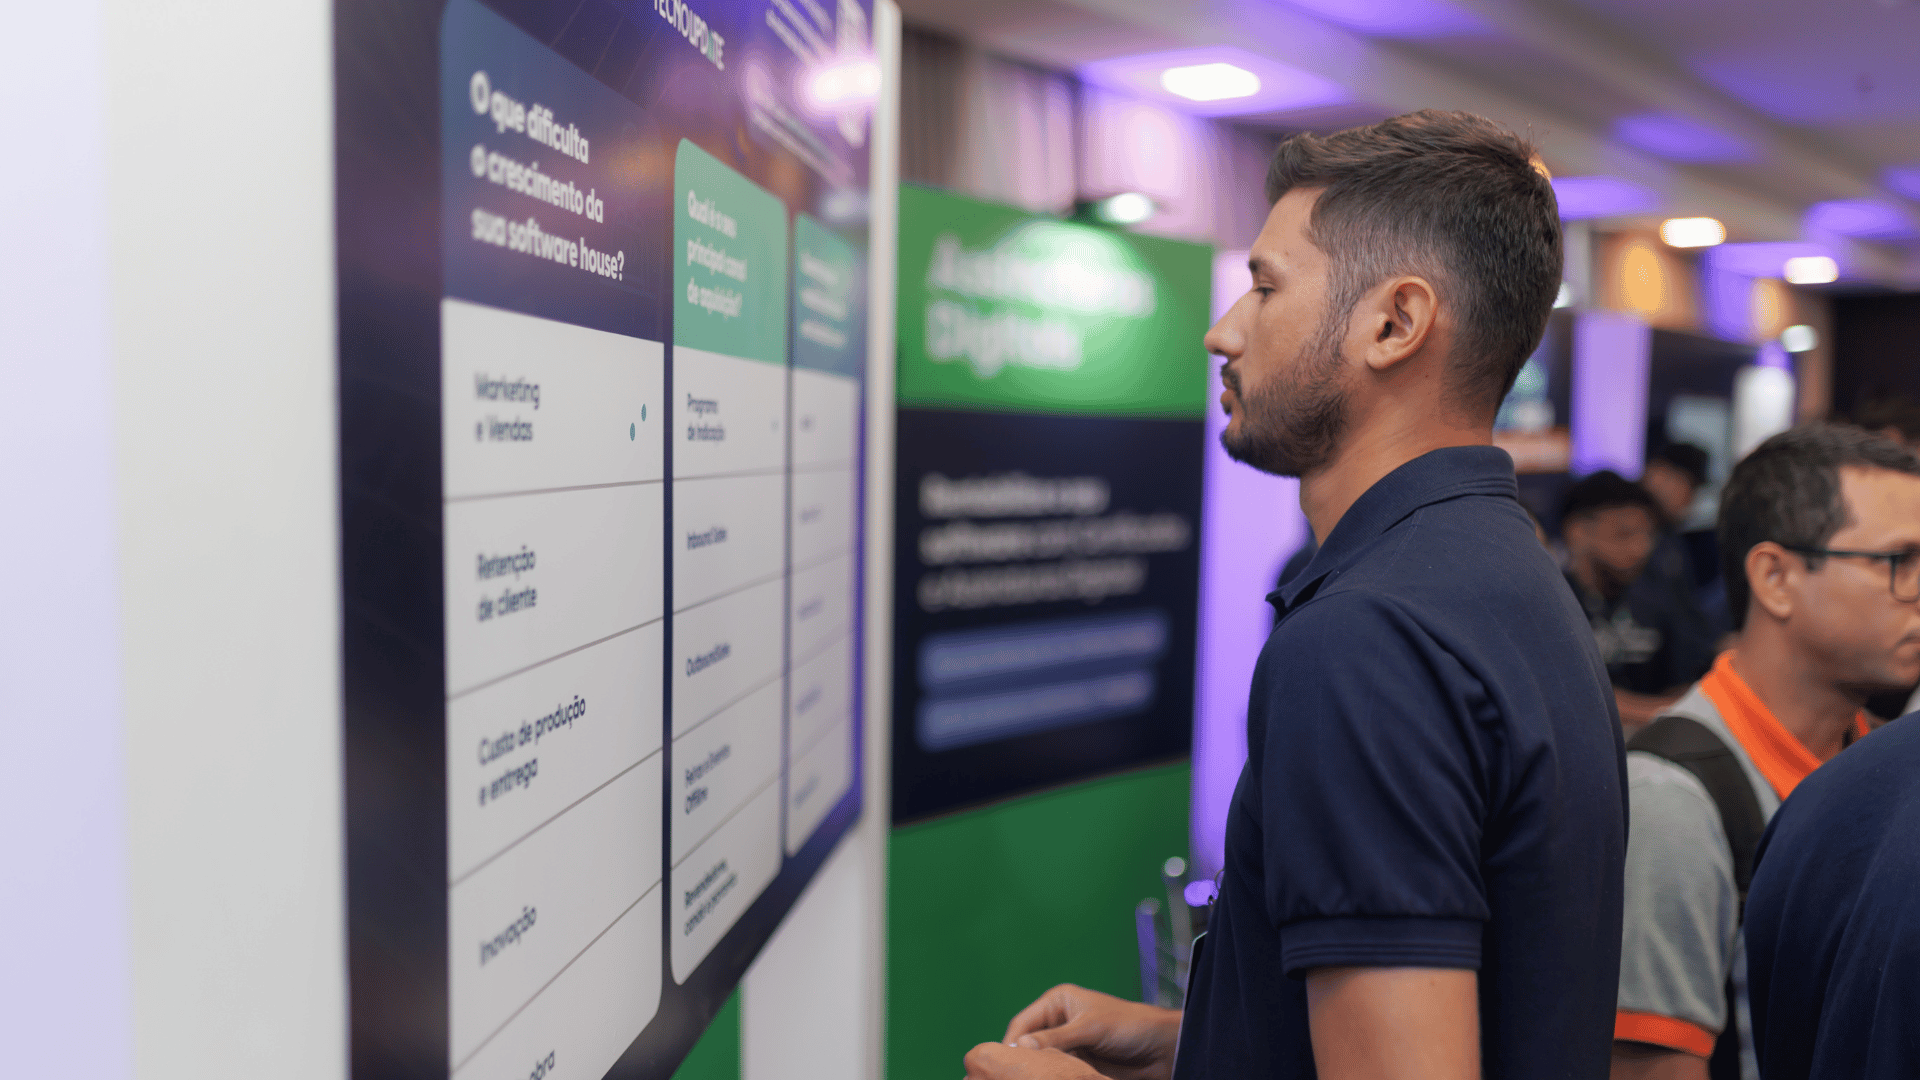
[1305,967,1479,1080]
[997,984,1181,1080]
[962,1043,1105,1080]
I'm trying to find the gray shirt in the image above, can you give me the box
[1619,685,1777,1079]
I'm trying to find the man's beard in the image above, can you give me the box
[1218,316,1350,478]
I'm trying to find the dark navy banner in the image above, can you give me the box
[889,185,1210,822]
[337,1,874,1076]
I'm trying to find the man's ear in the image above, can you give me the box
[1351,275,1439,375]
[1746,542,1798,623]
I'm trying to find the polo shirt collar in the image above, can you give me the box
[1699,650,1871,801]
[1270,445,1518,613]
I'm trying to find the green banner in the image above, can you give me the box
[793,213,861,378]
[674,138,788,364]
[897,184,1212,418]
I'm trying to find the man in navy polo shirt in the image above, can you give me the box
[1746,710,1920,1079]
[964,110,1625,1080]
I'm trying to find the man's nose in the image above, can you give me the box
[1204,317,1241,360]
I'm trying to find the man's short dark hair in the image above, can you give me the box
[1649,442,1710,489]
[1719,424,1920,631]
[1560,470,1658,525]
[1266,109,1563,417]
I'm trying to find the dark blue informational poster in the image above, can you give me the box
[335,2,874,1075]
[889,186,1211,822]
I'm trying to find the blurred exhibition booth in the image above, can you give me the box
[5,1,1918,1079]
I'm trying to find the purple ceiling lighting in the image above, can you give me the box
[1701,242,1839,341]
[1805,199,1920,242]
[1079,47,1348,119]
[1694,35,1920,125]
[1280,0,1489,37]
[1571,311,1651,478]
[1550,176,1660,220]
[1706,241,1834,278]
[1613,113,1756,164]
[1887,166,1920,203]
[1755,340,1793,373]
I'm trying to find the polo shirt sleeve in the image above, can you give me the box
[1254,594,1492,980]
[1615,751,1738,1056]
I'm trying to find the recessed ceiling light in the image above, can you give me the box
[1659,217,1726,248]
[1783,256,1839,285]
[1553,282,1573,308]
[1092,192,1157,225]
[1080,49,1346,117]
[1160,63,1261,102]
[1780,324,1817,352]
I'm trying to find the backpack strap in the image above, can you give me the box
[1627,715,1767,1080]
[1627,715,1767,905]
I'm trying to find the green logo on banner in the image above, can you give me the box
[897,184,1211,418]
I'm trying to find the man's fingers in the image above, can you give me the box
[1002,984,1083,1042]
[965,1041,1038,1079]
[964,1041,1011,1078]
[964,1042,1095,1080]
[1014,1017,1095,1053]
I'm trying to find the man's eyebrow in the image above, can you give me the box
[1248,254,1281,279]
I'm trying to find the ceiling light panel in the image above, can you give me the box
[1079,47,1348,118]
[1659,217,1726,248]
[1161,63,1261,102]
[1783,256,1839,284]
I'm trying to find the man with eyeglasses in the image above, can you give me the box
[1610,423,1920,1080]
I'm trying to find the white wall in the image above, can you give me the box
[104,1,347,1078]
[740,3,899,1078]
[4,3,344,1079]
[9,2,894,1077]
[0,3,132,1076]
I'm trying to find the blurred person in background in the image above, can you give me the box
[1854,391,1920,451]
[1610,424,1920,1080]
[1641,442,1710,531]
[1642,442,1733,643]
[1561,471,1718,733]
[965,109,1624,1080]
